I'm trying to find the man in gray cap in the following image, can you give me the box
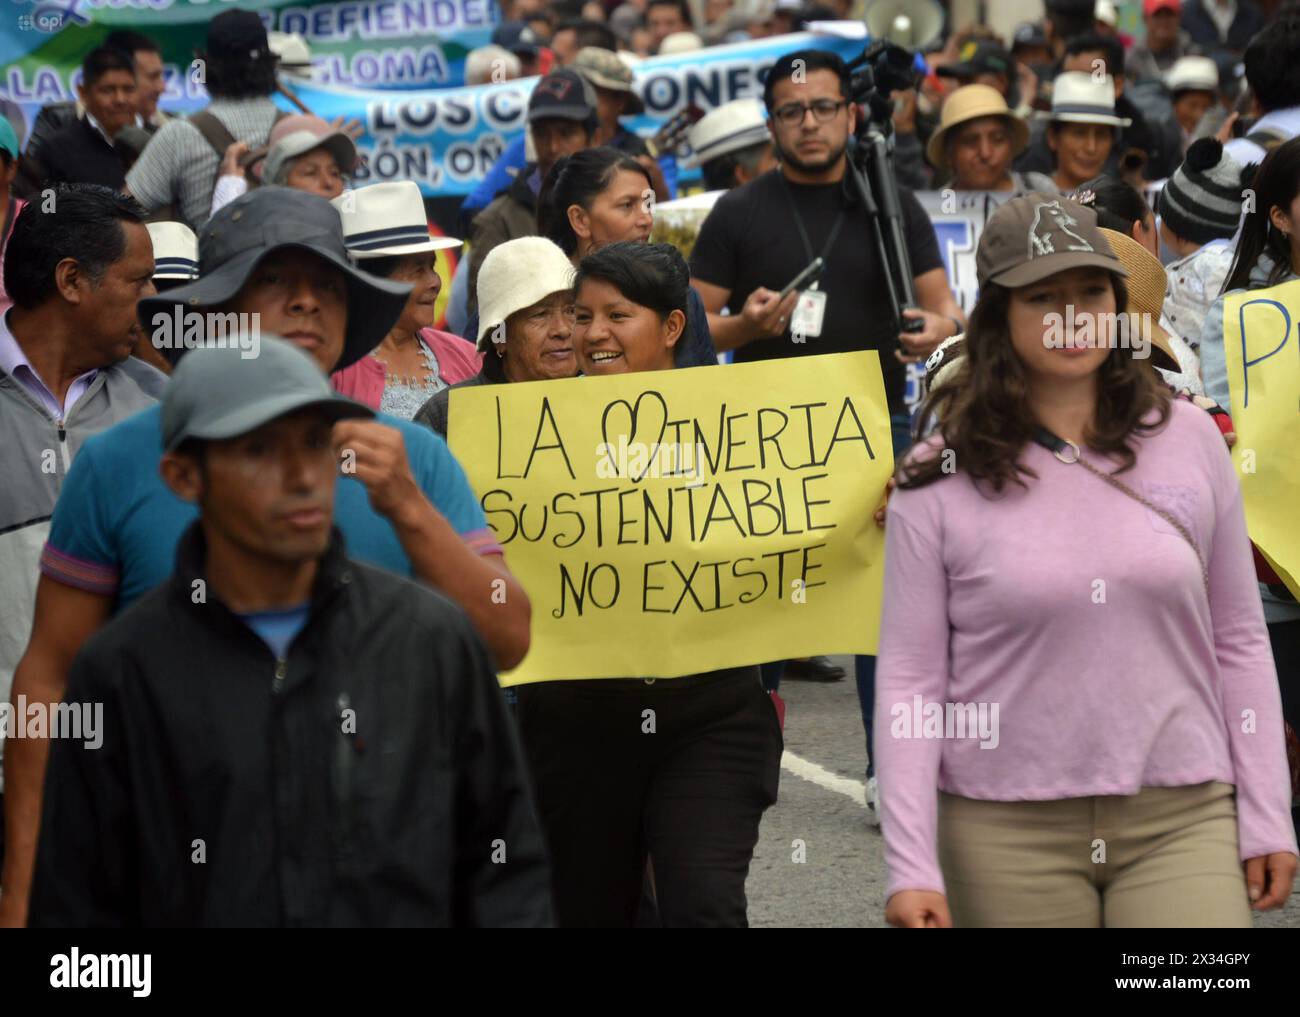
[28,337,552,928]
[1,186,532,927]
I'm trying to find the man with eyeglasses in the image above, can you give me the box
[691,49,962,406]
[689,48,963,810]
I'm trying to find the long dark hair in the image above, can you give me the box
[202,49,278,100]
[537,147,653,256]
[1223,136,1300,293]
[899,273,1171,491]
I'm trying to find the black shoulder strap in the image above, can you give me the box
[188,110,237,158]
[1245,128,1288,151]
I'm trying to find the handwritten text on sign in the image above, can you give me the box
[1224,279,1300,599]
[448,353,893,684]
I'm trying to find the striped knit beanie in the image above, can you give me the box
[1159,138,1245,245]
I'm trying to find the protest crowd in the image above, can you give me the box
[1,0,1299,932]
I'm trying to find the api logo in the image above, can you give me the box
[17,0,90,33]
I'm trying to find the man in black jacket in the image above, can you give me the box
[15,47,137,197]
[29,337,553,927]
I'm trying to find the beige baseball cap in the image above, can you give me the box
[572,47,644,114]
[976,192,1126,289]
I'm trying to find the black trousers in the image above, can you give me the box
[1269,620,1300,737]
[514,667,782,928]
[1268,620,1300,841]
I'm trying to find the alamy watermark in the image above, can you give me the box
[151,306,261,360]
[1042,308,1153,360]
[596,438,709,481]
[0,695,102,749]
[888,694,1000,749]
[50,949,150,997]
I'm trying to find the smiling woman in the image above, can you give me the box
[574,241,687,375]
[510,237,784,929]
[1045,73,1128,192]
[413,235,577,438]
[539,146,719,368]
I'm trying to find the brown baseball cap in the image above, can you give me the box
[976,192,1127,289]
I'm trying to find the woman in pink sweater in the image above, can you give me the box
[329,181,482,417]
[876,193,1297,928]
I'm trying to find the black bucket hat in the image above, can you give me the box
[138,187,411,370]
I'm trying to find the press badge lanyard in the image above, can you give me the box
[1030,426,1209,594]
[779,176,844,338]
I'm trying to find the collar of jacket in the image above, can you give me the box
[508,166,540,210]
[170,519,355,625]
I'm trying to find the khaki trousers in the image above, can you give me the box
[937,782,1253,928]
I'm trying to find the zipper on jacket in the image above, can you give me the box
[335,691,355,843]
[56,421,70,473]
[272,658,287,694]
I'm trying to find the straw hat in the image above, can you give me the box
[1097,228,1181,372]
[926,84,1029,170]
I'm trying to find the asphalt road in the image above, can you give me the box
[744,655,1300,929]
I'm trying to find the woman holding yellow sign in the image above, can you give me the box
[510,241,783,928]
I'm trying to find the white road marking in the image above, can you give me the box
[780,750,866,808]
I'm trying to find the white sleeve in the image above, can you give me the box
[210,175,248,218]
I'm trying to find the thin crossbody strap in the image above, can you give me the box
[1031,428,1210,594]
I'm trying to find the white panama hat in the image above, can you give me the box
[684,98,770,169]
[331,180,462,259]
[146,221,200,281]
[1050,72,1132,128]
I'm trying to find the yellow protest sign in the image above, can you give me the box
[449,352,893,685]
[1224,279,1300,600]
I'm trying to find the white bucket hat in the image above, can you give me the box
[332,181,462,259]
[475,236,575,350]
[1050,72,1131,128]
[684,98,770,169]
[146,221,199,281]
[1166,55,1219,95]
[659,31,704,55]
